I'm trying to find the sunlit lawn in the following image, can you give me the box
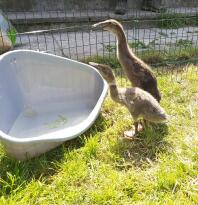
[0,65,198,204]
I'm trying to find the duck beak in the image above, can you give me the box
[92,21,107,29]
[89,62,102,72]
[89,62,99,67]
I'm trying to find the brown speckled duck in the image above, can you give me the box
[92,19,161,102]
[89,62,168,137]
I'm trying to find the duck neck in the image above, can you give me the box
[108,82,124,105]
[115,27,137,85]
[115,28,129,52]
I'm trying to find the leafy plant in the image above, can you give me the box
[7,28,17,45]
[104,44,116,53]
[129,40,148,49]
[175,39,193,48]
[147,39,160,48]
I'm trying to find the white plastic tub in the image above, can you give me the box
[0,50,108,160]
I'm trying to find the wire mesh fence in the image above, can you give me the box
[0,0,197,72]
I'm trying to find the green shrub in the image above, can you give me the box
[157,13,198,29]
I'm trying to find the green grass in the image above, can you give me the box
[0,65,198,204]
[94,40,198,67]
[139,47,198,65]
[83,46,198,67]
[175,39,193,48]
[157,13,198,29]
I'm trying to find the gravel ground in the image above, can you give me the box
[14,26,198,59]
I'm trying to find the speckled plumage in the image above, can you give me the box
[89,62,167,134]
[92,19,161,102]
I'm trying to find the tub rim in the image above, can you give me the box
[0,50,108,144]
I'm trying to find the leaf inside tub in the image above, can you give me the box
[45,114,68,129]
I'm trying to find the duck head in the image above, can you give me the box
[89,62,116,85]
[92,19,123,36]
[145,105,169,124]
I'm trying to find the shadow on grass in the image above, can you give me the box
[0,113,106,196]
[111,123,171,168]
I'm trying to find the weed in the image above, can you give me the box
[158,31,168,37]
[157,13,198,29]
[84,47,198,67]
[129,40,148,49]
[7,28,17,45]
[103,44,116,53]
[0,65,198,204]
[175,39,193,48]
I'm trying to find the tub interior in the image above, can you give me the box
[0,51,104,139]
[8,102,91,138]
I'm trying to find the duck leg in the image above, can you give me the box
[134,121,139,134]
[123,120,146,139]
[139,119,146,131]
[124,129,136,138]
[123,121,140,139]
[141,119,150,130]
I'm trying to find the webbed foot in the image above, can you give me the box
[124,129,136,139]
[123,123,144,140]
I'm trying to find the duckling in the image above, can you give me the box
[89,62,168,137]
[92,19,161,102]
